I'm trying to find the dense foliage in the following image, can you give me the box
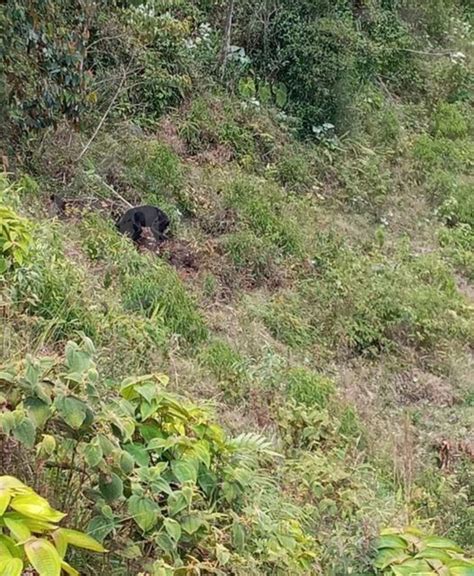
[0,0,472,574]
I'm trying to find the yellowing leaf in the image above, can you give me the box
[0,558,23,576]
[0,477,27,494]
[24,538,61,576]
[56,528,106,553]
[60,561,80,576]
[4,518,31,543]
[0,490,11,516]
[10,493,65,523]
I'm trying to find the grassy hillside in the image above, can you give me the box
[0,1,473,575]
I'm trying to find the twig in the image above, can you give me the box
[92,173,133,208]
[76,66,128,163]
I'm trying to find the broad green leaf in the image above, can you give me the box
[377,534,408,550]
[274,82,288,108]
[416,548,452,562]
[123,443,149,467]
[180,514,203,535]
[232,522,245,551]
[163,518,181,542]
[10,493,65,523]
[449,567,474,576]
[99,473,123,503]
[191,440,211,468]
[373,548,410,570]
[84,442,103,468]
[127,496,158,533]
[87,516,115,543]
[0,558,23,576]
[65,342,94,376]
[55,396,87,430]
[167,491,187,517]
[4,518,31,543]
[24,398,50,428]
[24,538,61,576]
[171,460,198,484]
[258,83,272,104]
[12,419,36,448]
[119,451,135,474]
[55,528,106,552]
[422,536,464,553]
[135,382,159,403]
[154,531,175,553]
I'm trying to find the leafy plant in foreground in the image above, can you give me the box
[374,527,474,575]
[0,475,104,576]
[0,337,316,574]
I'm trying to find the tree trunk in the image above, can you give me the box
[219,0,235,79]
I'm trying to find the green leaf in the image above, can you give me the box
[84,442,103,468]
[119,451,135,474]
[10,493,65,523]
[167,491,188,517]
[154,531,175,553]
[274,82,288,108]
[171,460,198,484]
[12,419,36,448]
[422,536,464,553]
[373,548,410,570]
[0,558,23,576]
[232,521,245,552]
[87,516,115,543]
[163,518,181,542]
[4,517,31,543]
[55,396,87,430]
[416,548,453,562]
[258,83,272,104]
[99,473,123,503]
[238,77,256,99]
[123,443,149,467]
[24,538,61,576]
[377,534,408,550]
[55,528,106,553]
[127,496,158,533]
[180,514,203,535]
[449,566,474,576]
[24,398,51,428]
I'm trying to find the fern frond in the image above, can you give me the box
[229,432,281,458]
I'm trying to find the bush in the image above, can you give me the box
[0,338,317,574]
[286,367,335,409]
[374,527,474,575]
[432,103,469,139]
[0,476,104,575]
[120,256,208,345]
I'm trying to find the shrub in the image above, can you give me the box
[374,527,474,575]
[432,103,468,139]
[223,230,277,281]
[0,338,317,574]
[285,367,335,409]
[120,257,208,345]
[0,475,104,575]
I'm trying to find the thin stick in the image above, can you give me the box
[76,67,127,163]
[92,173,133,208]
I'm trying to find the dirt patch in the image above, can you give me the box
[394,368,459,407]
[157,117,187,156]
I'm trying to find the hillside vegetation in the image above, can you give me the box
[0,1,473,575]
